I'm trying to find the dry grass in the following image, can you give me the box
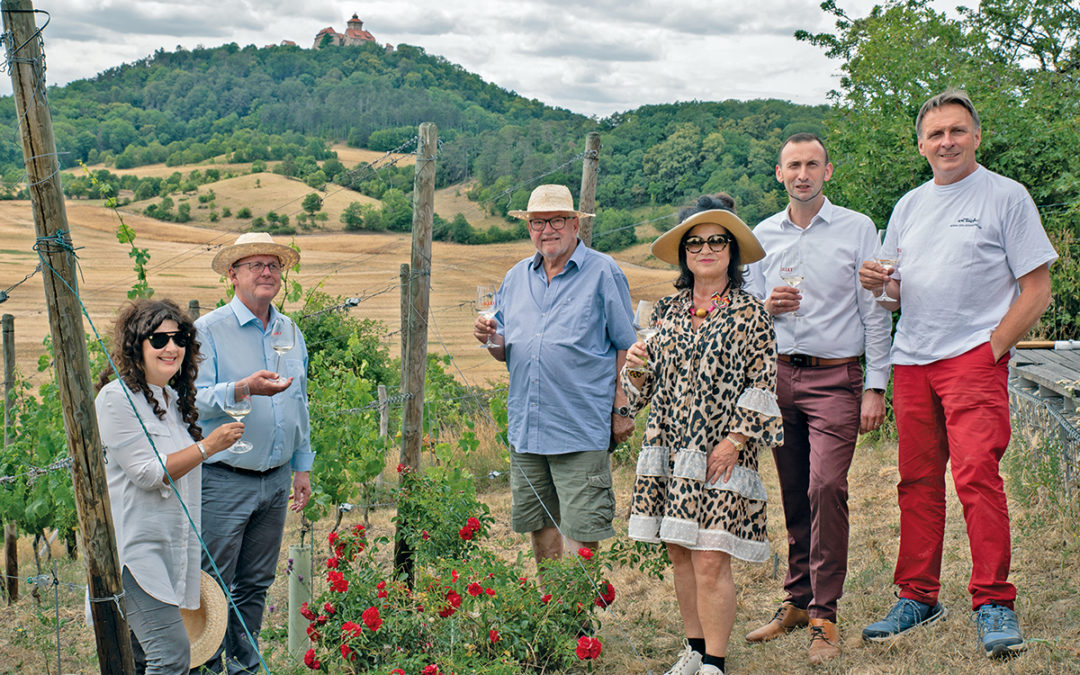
[1,433,1077,674]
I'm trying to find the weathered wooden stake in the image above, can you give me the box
[577,132,601,246]
[399,263,409,386]
[2,313,17,604]
[395,122,437,582]
[188,298,200,319]
[1,1,134,670]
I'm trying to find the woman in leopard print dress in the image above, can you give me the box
[623,194,782,675]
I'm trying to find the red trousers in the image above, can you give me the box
[892,342,1016,611]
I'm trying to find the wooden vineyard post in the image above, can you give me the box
[399,263,409,386]
[395,123,437,582]
[2,313,17,603]
[1,1,134,671]
[187,298,200,319]
[577,132,601,247]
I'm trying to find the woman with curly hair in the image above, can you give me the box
[95,299,243,674]
[623,194,782,675]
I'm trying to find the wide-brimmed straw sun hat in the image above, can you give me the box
[211,232,300,276]
[508,184,594,220]
[181,569,228,668]
[650,209,766,266]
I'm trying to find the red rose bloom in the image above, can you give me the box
[540,594,552,603]
[595,581,616,608]
[576,636,602,660]
[485,587,496,596]
[326,556,339,569]
[341,621,363,637]
[489,628,501,643]
[323,601,335,615]
[362,606,382,632]
[466,517,481,532]
[339,643,355,661]
[328,570,348,593]
[306,625,320,642]
[328,531,339,547]
[467,582,483,597]
[578,547,594,560]
[315,614,328,625]
[303,648,321,669]
[451,570,459,582]
[458,526,474,540]
[422,665,441,675]
[300,602,317,621]
[422,530,430,540]
[391,670,405,675]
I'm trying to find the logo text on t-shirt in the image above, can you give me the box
[949,217,981,229]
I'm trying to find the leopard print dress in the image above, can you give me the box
[622,287,782,561]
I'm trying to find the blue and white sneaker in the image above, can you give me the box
[973,603,1026,658]
[862,597,948,642]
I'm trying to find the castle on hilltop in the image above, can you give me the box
[314,13,377,48]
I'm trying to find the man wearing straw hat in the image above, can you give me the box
[743,133,892,664]
[194,232,313,673]
[474,184,636,564]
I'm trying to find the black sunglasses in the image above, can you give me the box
[145,331,190,349]
[683,234,732,254]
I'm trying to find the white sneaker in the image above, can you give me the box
[663,640,703,675]
[697,666,724,675]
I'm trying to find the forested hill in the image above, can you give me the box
[0,40,825,225]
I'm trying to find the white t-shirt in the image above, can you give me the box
[884,165,1057,365]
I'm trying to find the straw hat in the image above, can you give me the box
[508,184,594,220]
[181,569,228,668]
[211,232,300,275]
[650,209,766,266]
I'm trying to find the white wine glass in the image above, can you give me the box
[269,317,295,382]
[476,284,497,348]
[628,299,658,376]
[778,248,805,317]
[223,381,253,454]
[874,231,899,302]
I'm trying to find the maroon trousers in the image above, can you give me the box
[892,343,1015,611]
[773,360,863,621]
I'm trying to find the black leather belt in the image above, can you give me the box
[778,354,860,368]
[207,462,285,478]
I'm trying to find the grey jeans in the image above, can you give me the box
[197,463,290,674]
[123,567,191,675]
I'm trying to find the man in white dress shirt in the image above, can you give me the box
[744,133,892,664]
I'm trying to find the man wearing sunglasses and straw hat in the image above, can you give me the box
[193,232,312,673]
[474,184,636,565]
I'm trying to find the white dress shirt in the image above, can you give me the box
[96,379,201,609]
[745,197,892,390]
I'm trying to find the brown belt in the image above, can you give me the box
[778,354,860,368]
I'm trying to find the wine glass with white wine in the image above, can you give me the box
[476,284,497,348]
[269,317,295,383]
[223,381,252,454]
[874,230,899,302]
[778,248,805,317]
[627,299,658,376]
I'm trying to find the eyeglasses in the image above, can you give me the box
[145,331,190,349]
[233,260,283,275]
[683,234,732,254]
[528,217,571,232]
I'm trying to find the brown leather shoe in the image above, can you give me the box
[745,602,810,643]
[808,618,841,664]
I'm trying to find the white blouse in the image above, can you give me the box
[95,379,201,609]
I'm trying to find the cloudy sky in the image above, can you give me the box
[1,0,954,117]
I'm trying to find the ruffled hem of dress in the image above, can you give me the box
[636,446,768,501]
[629,515,768,561]
[737,387,781,417]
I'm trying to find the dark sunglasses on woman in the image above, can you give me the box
[145,331,190,349]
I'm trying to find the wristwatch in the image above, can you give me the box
[868,388,886,395]
[613,405,631,417]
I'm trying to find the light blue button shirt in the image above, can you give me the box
[495,240,635,454]
[194,296,313,472]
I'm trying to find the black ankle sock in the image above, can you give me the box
[702,654,725,671]
[688,637,706,655]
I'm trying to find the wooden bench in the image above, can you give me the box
[1009,348,1080,496]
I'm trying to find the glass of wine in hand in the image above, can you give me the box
[627,299,658,377]
[778,248,804,317]
[269,317,295,383]
[874,231,899,302]
[223,381,252,454]
[476,284,497,348]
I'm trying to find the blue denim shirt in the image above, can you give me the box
[194,296,313,472]
[496,240,635,454]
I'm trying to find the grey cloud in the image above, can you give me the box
[523,39,660,63]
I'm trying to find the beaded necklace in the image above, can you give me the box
[689,281,731,318]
